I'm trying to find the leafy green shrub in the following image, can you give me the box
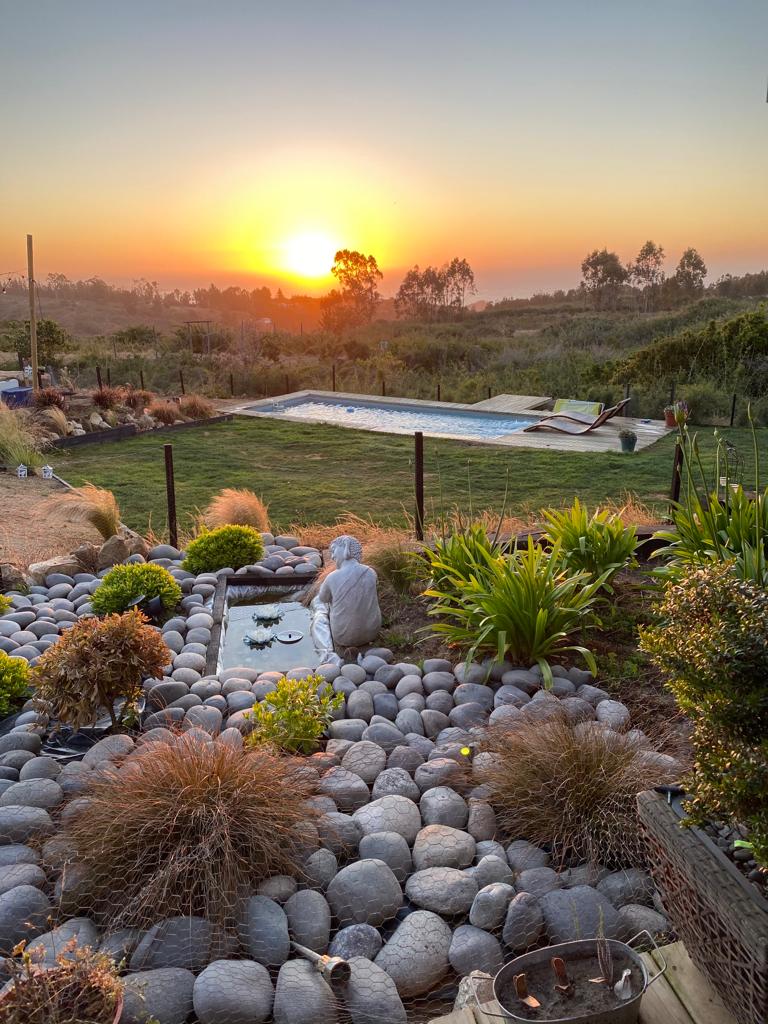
[0,595,11,615]
[542,498,638,589]
[641,564,768,865]
[91,563,181,616]
[426,537,605,686]
[425,523,504,603]
[32,609,167,730]
[0,652,30,717]
[245,673,343,754]
[183,524,265,574]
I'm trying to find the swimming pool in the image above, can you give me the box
[246,394,535,440]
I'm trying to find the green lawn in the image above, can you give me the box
[55,418,761,538]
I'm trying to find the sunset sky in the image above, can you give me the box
[1,0,766,299]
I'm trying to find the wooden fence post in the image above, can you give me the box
[730,393,737,428]
[670,439,683,506]
[179,369,185,395]
[332,364,337,392]
[164,444,178,549]
[140,369,145,391]
[414,432,424,541]
[230,372,235,397]
[382,379,386,397]
[96,366,103,390]
[437,383,441,402]
[106,366,112,387]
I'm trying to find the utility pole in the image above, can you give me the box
[26,235,39,391]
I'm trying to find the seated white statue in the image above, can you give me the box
[310,535,381,662]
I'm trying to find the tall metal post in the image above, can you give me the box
[164,444,178,549]
[414,432,424,541]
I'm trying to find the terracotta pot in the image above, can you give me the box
[664,410,677,427]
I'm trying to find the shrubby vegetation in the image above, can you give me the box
[183,524,265,574]
[91,563,181,616]
[542,498,638,589]
[245,674,343,754]
[0,652,30,717]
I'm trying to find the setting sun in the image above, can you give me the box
[281,232,338,281]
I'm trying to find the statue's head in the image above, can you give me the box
[330,535,363,566]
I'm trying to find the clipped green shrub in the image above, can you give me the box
[245,673,343,754]
[0,651,30,717]
[91,563,181,617]
[641,563,768,866]
[542,498,638,589]
[426,537,605,686]
[32,609,167,730]
[183,524,265,574]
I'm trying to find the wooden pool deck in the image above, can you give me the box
[428,943,737,1024]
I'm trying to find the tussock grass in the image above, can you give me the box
[203,487,270,532]
[179,393,215,419]
[42,483,121,540]
[147,399,178,425]
[37,404,68,435]
[0,404,45,468]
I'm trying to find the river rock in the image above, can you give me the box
[502,892,544,952]
[121,967,195,1024]
[193,959,274,1024]
[284,889,331,953]
[419,787,468,829]
[539,885,623,942]
[353,795,421,843]
[341,741,387,784]
[345,956,407,1024]
[273,960,337,1024]
[449,924,504,976]
[130,916,218,972]
[413,825,475,870]
[318,767,371,813]
[375,910,452,997]
[326,859,402,926]
[237,896,290,968]
[470,882,515,930]
[358,831,412,882]
[329,924,383,961]
[597,869,655,908]
[0,884,51,953]
[371,768,421,802]
[405,867,478,915]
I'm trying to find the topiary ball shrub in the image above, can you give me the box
[32,609,167,730]
[183,525,265,574]
[91,563,181,617]
[0,652,30,718]
[246,673,343,754]
[62,733,317,934]
[478,712,679,867]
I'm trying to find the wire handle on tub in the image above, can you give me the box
[468,973,509,1020]
[626,929,667,986]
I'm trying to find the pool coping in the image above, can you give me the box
[229,390,672,452]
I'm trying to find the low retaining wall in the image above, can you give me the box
[52,414,234,449]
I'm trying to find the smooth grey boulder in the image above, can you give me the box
[19,757,61,781]
[193,959,274,1024]
[374,910,452,997]
[130,916,219,972]
[386,745,424,774]
[0,806,55,844]
[540,885,623,943]
[318,767,371,813]
[413,825,476,870]
[516,866,562,897]
[0,733,41,756]
[27,917,99,964]
[371,768,421,802]
[405,867,478,916]
[316,812,361,857]
[345,956,407,1024]
[596,699,631,730]
[183,705,223,736]
[0,844,39,867]
[470,882,515,931]
[449,924,504,977]
[341,741,387,784]
[419,787,469,829]
[284,889,331,953]
[361,721,405,753]
[346,690,374,723]
[414,758,465,793]
[0,778,64,809]
[121,967,195,1024]
[237,896,290,968]
[507,840,550,872]
[256,876,297,904]
[467,800,496,841]
[100,927,142,964]
[472,855,514,890]
[353,795,421,843]
[273,959,337,1024]
[358,831,412,882]
[303,848,338,890]
[597,869,655,908]
[0,861,46,895]
[617,903,669,936]
[329,924,383,961]
[502,892,545,952]
[0,884,51,953]
[326,859,402,927]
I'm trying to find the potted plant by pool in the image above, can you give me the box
[637,563,768,1024]
[619,429,637,453]
[664,400,690,428]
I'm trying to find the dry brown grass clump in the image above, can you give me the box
[0,941,123,1024]
[147,399,178,425]
[32,386,66,410]
[478,713,679,868]
[91,386,124,410]
[179,393,215,419]
[63,735,317,932]
[122,387,155,411]
[203,487,270,532]
[42,484,121,540]
[37,405,68,436]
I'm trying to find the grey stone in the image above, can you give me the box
[413,825,476,870]
[361,722,404,753]
[353,796,421,843]
[597,869,655,908]
[449,703,488,730]
[0,862,46,895]
[387,745,424,774]
[237,896,290,968]
[371,768,421,802]
[517,867,562,897]
[318,767,371,813]
[257,876,298,903]
[0,778,63,809]
[100,928,142,964]
[359,831,412,882]
[329,718,367,744]
[326,859,402,926]
[193,959,274,1024]
[340,664,366,685]
[341,741,387,784]
[316,812,361,856]
[345,956,407,1024]
[329,924,383,961]
[374,666,403,689]
[502,891,544,952]
[449,924,503,977]
[374,910,452,997]
[507,840,550,872]
[147,681,189,709]
[422,671,456,695]
[454,663,487,685]
[183,705,223,736]
[414,758,465,793]
[0,884,51,953]
[596,699,631,730]
[130,916,219,972]
[617,903,669,937]
[472,855,514,889]
[121,967,195,1024]
[405,867,478,915]
[0,844,39,867]
[470,882,515,930]
[419,787,469,829]
[421,710,450,739]
[273,960,337,1024]
[394,708,424,735]
[0,806,55,844]
[303,848,338,890]
[346,690,374,722]
[467,800,496,842]
[540,885,623,942]
[27,917,99,965]
[0,733,41,756]
[18,757,61,781]
[284,889,331,952]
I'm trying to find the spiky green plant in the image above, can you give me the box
[542,498,638,590]
[425,537,605,686]
[424,522,505,604]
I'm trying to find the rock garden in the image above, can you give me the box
[0,421,764,1024]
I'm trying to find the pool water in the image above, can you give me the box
[252,397,534,440]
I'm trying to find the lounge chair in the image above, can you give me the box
[523,398,631,434]
[553,398,604,416]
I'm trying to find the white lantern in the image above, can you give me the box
[16,464,27,479]
[42,465,53,480]
[22,365,32,381]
